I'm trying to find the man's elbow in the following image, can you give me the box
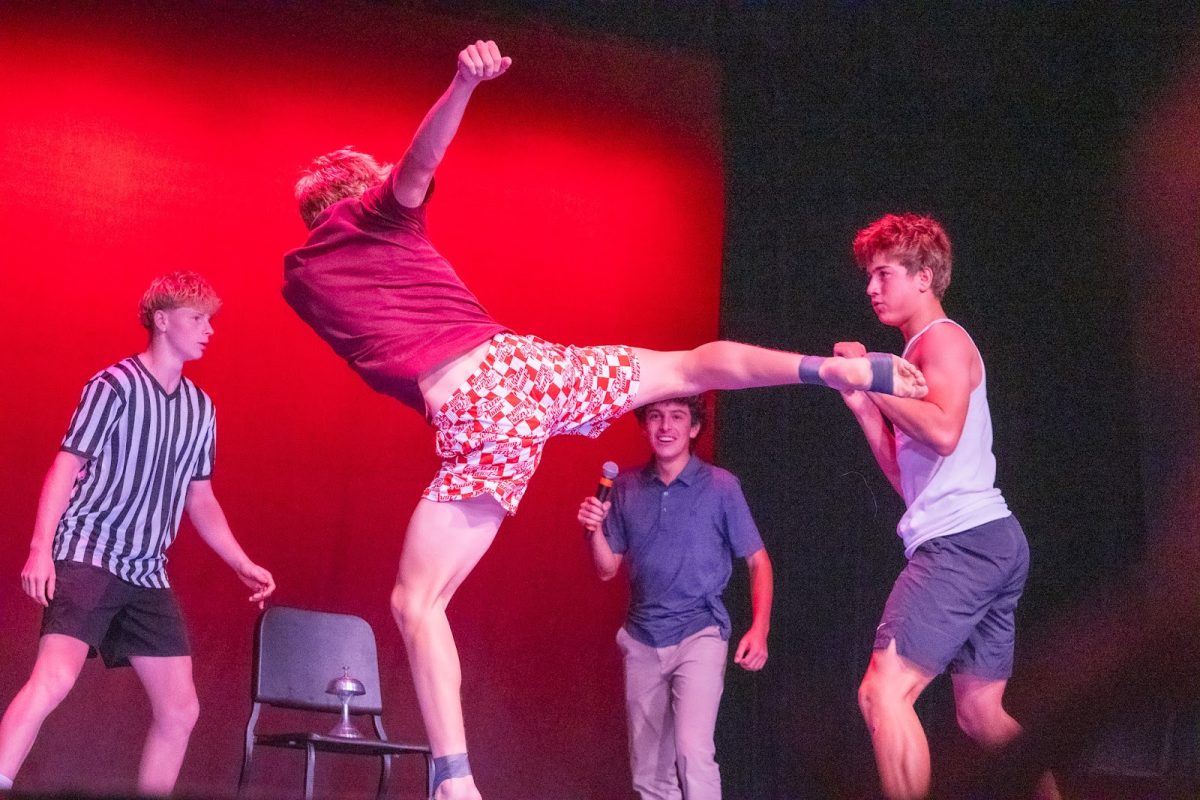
[931,432,961,458]
[597,563,619,582]
[931,438,960,455]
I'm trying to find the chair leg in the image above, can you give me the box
[425,753,435,800]
[236,743,254,798]
[305,743,316,800]
[375,753,392,800]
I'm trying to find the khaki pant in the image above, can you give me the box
[617,625,729,800]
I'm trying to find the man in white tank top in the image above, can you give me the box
[836,214,1059,800]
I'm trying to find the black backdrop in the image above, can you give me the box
[705,5,1200,798]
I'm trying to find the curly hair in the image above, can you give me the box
[634,395,707,440]
[295,147,392,229]
[852,213,953,298]
[138,272,221,330]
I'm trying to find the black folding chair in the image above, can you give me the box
[237,605,433,800]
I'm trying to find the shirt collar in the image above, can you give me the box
[640,454,703,487]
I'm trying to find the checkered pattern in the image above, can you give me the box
[423,333,641,514]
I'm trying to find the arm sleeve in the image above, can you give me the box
[722,477,765,559]
[364,169,435,223]
[192,414,216,480]
[60,376,125,459]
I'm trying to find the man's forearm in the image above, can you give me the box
[30,452,85,553]
[391,75,479,209]
[186,492,252,569]
[747,550,773,635]
[404,76,476,173]
[853,403,902,495]
[868,392,961,457]
[586,529,621,581]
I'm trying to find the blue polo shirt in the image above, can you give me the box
[603,455,765,648]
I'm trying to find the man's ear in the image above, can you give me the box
[918,266,934,293]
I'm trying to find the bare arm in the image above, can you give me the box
[577,496,622,581]
[844,388,903,495]
[184,480,275,606]
[392,40,513,208]
[21,451,87,606]
[835,343,903,495]
[734,548,773,671]
[864,324,977,458]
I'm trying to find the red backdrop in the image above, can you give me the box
[0,5,723,797]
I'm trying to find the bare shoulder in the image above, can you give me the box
[909,322,981,390]
[909,322,976,367]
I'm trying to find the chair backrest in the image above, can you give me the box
[252,605,384,715]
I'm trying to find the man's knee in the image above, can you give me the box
[674,731,716,767]
[26,662,82,711]
[858,673,883,724]
[955,697,1015,747]
[162,693,200,736]
[390,584,438,639]
[858,665,920,726]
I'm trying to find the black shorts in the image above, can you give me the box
[40,561,190,668]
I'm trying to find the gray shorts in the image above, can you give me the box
[874,514,1029,679]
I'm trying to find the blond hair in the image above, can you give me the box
[138,272,221,330]
[295,147,391,229]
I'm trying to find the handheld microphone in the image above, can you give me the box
[596,461,619,503]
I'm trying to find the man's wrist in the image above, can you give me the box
[27,541,53,556]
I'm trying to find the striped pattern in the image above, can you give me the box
[54,356,216,588]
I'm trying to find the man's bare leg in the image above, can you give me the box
[632,341,926,407]
[0,635,89,785]
[858,640,936,800]
[391,495,506,800]
[951,674,1061,800]
[130,655,199,796]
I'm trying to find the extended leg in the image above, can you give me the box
[391,495,506,800]
[632,341,925,408]
[0,635,89,785]
[131,655,200,796]
[858,640,936,800]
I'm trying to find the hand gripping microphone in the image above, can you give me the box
[596,461,619,503]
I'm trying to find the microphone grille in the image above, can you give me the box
[602,461,619,480]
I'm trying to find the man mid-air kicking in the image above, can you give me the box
[283,41,926,800]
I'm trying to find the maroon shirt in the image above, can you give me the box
[283,172,510,414]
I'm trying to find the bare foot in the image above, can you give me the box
[435,775,482,800]
[819,355,927,399]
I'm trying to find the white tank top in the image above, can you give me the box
[895,318,1010,558]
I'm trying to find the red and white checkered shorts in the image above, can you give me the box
[423,333,641,514]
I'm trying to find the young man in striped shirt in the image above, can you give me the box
[0,272,275,796]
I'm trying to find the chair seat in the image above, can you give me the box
[256,731,431,757]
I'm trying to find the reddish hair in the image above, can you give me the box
[853,213,952,298]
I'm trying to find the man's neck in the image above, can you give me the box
[898,301,948,343]
[139,344,185,394]
[654,452,692,485]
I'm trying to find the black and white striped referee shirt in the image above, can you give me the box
[54,356,216,588]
